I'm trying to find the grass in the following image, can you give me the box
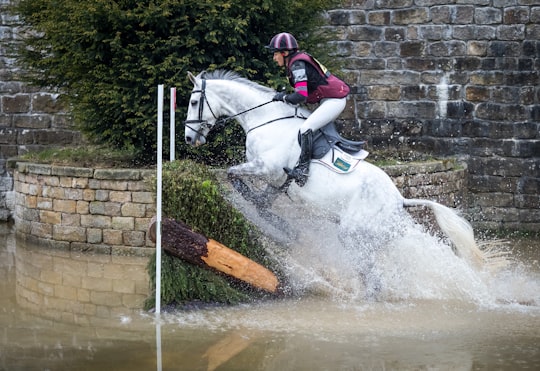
[15,145,150,168]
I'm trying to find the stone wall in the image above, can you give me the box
[13,163,156,253]
[12,160,467,250]
[1,0,539,231]
[328,1,539,231]
[0,0,82,221]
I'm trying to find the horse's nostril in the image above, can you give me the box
[186,136,192,143]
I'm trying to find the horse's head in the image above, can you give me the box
[184,71,218,146]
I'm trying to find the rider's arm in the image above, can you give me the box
[284,60,308,105]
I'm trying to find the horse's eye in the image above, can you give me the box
[191,100,198,106]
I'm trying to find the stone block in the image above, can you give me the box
[503,7,530,24]
[13,115,51,129]
[82,189,96,201]
[468,174,517,193]
[400,41,426,57]
[94,169,140,181]
[373,41,399,57]
[100,180,128,191]
[112,216,134,230]
[121,203,146,218]
[475,7,502,24]
[89,201,121,216]
[76,200,89,215]
[135,217,152,232]
[64,188,83,201]
[347,25,383,41]
[31,93,65,113]
[81,214,111,229]
[103,229,123,245]
[387,101,436,118]
[53,199,76,213]
[369,11,391,26]
[131,191,154,204]
[30,221,52,238]
[87,228,102,244]
[109,191,131,203]
[122,230,145,247]
[52,225,86,242]
[470,71,505,86]
[61,213,80,227]
[477,103,528,121]
[393,8,429,24]
[36,197,52,210]
[367,86,400,100]
[2,95,30,113]
[40,210,61,225]
[429,41,467,57]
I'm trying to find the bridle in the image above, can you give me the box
[184,76,305,143]
[184,78,219,144]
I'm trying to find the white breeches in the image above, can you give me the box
[299,97,347,134]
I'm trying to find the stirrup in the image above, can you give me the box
[283,167,309,187]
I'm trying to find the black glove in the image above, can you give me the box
[273,92,287,102]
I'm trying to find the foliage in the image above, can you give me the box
[11,0,338,164]
[145,160,280,309]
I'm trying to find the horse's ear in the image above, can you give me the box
[187,71,196,84]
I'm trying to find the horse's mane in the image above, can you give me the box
[197,70,274,94]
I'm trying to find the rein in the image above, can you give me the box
[184,77,306,142]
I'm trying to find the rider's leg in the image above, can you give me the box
[284,97,346,186]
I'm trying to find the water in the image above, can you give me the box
[1,210,539,370]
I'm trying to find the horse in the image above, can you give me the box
[183,69,504,277]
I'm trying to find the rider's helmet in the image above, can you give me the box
[265,32,299,52]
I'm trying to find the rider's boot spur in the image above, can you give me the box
[284,129,313,187]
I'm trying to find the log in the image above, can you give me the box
[148,217,279,293]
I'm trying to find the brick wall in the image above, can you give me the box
[328,1,539,231]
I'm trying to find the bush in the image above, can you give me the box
[11,0,338,164]
[145,160,282,309]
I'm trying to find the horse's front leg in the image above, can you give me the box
[227,158,283,208]
[227,161,296,241]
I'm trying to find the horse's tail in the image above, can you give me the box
[403,198,509,271]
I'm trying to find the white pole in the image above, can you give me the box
[170,87,176,161]
[156,84,164,315]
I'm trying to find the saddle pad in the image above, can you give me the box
[313,146,369,174]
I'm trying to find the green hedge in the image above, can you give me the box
[11,0,338,164]
[145,160,281,309]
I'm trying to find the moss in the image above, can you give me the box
[15,145,149,168]
[145,160,280,310]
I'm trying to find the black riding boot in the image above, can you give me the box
[284,129,313,187]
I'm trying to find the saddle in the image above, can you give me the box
[311,122,365,159]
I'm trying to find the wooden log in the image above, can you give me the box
[148,217,279,293]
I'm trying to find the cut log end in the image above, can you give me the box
[148,216,279,293]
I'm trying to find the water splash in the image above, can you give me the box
[231,190,539,308]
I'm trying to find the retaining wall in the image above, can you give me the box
[13,162,156,253]
[12,160,467,251]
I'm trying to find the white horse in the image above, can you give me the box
[184,70,502,274]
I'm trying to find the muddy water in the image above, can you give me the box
[1,219,539,370]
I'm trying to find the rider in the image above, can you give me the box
[266,32,350,186]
